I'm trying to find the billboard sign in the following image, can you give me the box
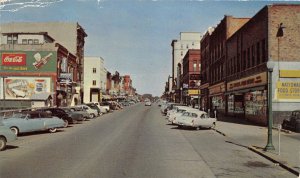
[0,51,57,72]
[3,77,51,100]
[276,81,300,100]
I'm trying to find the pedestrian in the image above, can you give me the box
[192,100,195,108]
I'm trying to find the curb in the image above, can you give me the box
[214,128,299,177]
[248,146,299,177]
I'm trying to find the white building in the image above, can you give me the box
[171,32,201,90]
[83,57,106,103]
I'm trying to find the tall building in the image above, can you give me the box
[171,32,201,103]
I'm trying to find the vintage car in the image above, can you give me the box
[168,107,198,124]
[176,110,216,130]
[69,106,91,120]
[145,101,152,106]
[75,105,98,119]
[282,110,300,133]
[60,107,85,123]
[2,111,65,135]
[0,120,17,151]
[36,108,72,127]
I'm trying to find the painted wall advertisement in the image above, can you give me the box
[276,81,300,100]
[0,51,57,72]
[3,77,51,100]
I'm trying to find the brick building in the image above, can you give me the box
[225,4,300,125]
[181,49,201,105]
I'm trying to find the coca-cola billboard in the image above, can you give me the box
[2,53,26,66]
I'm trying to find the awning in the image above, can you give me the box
[30,92,53,101]
[225,86,266,95]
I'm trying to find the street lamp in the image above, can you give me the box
[264,61,275,151]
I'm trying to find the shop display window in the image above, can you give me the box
[245,90,267,116]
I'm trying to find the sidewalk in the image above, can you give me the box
[214,116,300,176]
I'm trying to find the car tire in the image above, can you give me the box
[10,127,19,136]
[48,128,57,133]
[0,136,7,151]
[63,120,69,128]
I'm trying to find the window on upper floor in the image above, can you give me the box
[93,68,96,73]
[22,39,28,45]
[33,39,39,44]
[92,80,96,86]
[28,39,33,44]
[193,61,197,72]
[7,35,17,44]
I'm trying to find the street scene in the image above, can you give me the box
[0,0,300,178]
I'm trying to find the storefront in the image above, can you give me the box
[226,72,267,124]
[208,82,226,114]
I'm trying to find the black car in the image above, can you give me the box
[36,108,73,128]
[282,110,300,133]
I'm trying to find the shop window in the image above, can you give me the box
[245,90,267,117]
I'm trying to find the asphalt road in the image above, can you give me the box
[0,103,294,178]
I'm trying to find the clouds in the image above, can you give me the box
[0,0,63,12]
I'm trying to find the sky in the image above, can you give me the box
[0,0,299,96]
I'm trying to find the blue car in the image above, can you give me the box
[2,111,65,136]
[0,121,17,151]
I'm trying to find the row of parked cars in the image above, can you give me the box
[159,101,217,130]
[0,100,138,151]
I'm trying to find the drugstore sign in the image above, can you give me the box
[276,81,300,100]
[0,51,57,72]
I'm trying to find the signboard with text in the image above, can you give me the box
[0,51,57,72]
[276,81,300,100]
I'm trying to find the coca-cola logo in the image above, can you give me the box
[2,53,26,66]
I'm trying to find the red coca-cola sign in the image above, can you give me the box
[2,53,26,66]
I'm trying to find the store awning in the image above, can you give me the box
[30,92,53,101]
[225,86,266,95]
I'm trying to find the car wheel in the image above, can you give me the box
[0,137,7,151]
[48,128,57,133]
[90,114,94,118]
[10,127,19,136]
[83,117,87,121]
[210,123,216,129]
[63,120,69,128]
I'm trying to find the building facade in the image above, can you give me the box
[0,32,78,108]
[171,32,201,103]
[181,49,201,106]
[0,22,87,103]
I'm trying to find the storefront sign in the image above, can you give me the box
[190,74,201,80]
[0,51,57,72]
[209,82,225,95]
[279,70,300,78]
[4,77,51,100]
[188,89,200,95]
[227,72,267,92]
[276,81,300,100]
[2,53,26,66]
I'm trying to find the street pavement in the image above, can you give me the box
[0,103,295,178]
[215,115,300,177]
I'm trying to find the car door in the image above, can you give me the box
[26,113,45,132]
[198,113,211,127]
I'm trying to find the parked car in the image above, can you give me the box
[0,120,17,151]
[61,107,85,123]
[145,101,152,106]
[85,103,101,116]
[168,106,197,124]
[69,107,91,120]
[90,102,108,114]
[282,110,300,132]
[36,108,72,128]
[75,104,98,119]
[1,111,65,135]
[176,110,216,130]
[100,102,111,112]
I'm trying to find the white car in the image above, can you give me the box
[91,102,109,114]
[172,107,199,125]
[145,101,152,106]
[176,110,216,130]
[75,105,98,118]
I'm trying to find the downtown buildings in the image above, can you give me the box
[0,22,137,109]
[165,4,300,125]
